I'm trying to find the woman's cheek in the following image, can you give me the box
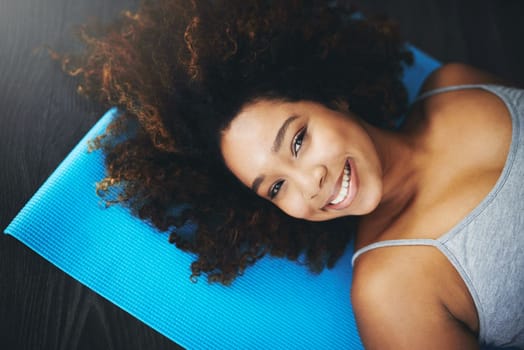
[279,196,314,220]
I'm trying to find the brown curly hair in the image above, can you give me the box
[61,0,413,284]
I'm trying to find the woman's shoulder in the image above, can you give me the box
[407,63,513,129]
[351,245,480,348]
[419,62,512,94]
[408,64,513,171]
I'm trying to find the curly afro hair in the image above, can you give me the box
[61,0,412,284]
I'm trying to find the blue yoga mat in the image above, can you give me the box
[4,46,440,349]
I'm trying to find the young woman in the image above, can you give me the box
[65,0,523,348]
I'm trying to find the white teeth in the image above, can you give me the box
[330,163,351,205]
[342,176,349,188]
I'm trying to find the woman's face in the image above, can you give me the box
[220,99,384,221]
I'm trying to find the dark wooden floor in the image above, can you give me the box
[1,0,523,349]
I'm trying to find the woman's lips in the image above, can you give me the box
[324,158,358,210]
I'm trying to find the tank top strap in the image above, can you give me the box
[414,83,493,103]
[351,238,441,266]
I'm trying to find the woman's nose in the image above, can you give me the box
[295,164,326,200]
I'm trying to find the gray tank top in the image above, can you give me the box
[352,84,524,348]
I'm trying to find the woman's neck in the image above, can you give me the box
[357,120,428,244]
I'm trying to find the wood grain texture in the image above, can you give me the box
[1,0,523,349]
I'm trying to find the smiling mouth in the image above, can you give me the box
[330,162,351,205]
[323,159,357,210]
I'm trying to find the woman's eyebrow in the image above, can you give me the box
[272,115,299,153]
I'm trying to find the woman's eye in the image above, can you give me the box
[269,180,284,199]
[292,127,307,156]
